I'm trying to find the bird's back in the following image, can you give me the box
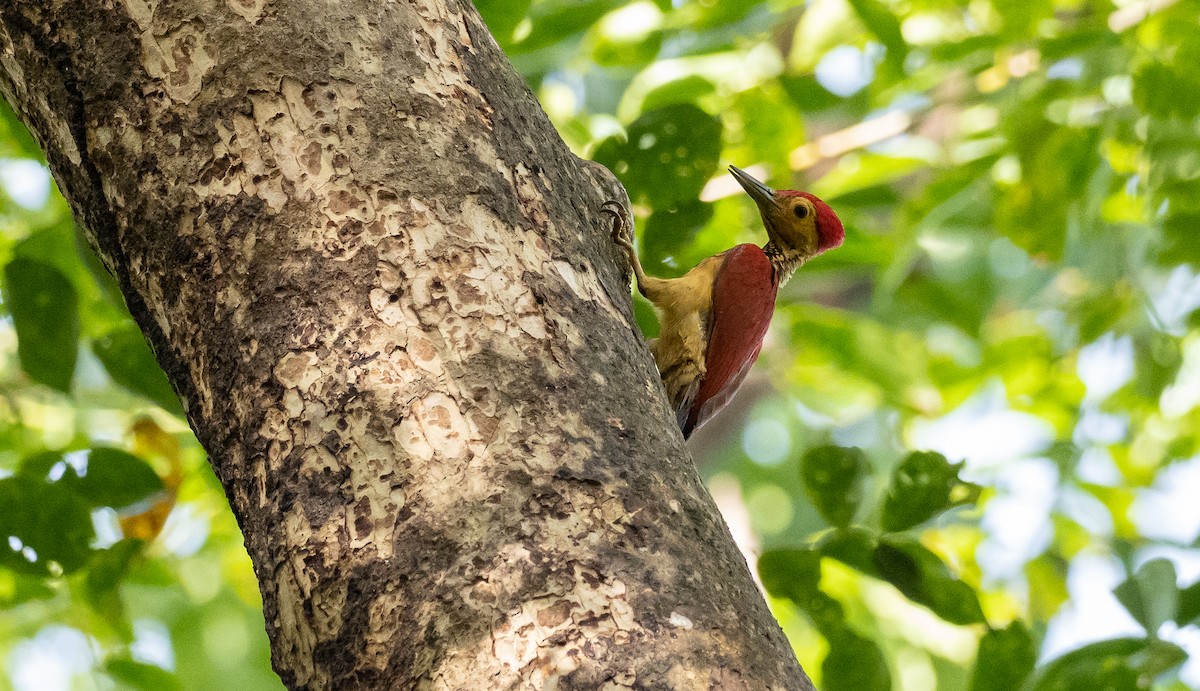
[682,244,778,437]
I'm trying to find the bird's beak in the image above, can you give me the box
[729,165,779,210]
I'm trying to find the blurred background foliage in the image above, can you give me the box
[1,0,1200,688]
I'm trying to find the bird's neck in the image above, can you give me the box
[763,241,804,286]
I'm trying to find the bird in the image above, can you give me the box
[604,165,844,439]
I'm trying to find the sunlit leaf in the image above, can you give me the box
[1161,210,1200,265]
[1131,332,1182,401]
[0,99,45,160]
[730,87,806,175]
[592,30,663,68]
[874,537,985,625]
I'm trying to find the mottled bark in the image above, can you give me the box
[0,1,812,689]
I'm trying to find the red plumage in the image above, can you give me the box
[681,244,778,438]
[605,166,844,440]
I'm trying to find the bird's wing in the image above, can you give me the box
[682,244,778,438]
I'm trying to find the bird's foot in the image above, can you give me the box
[601,200,634,253]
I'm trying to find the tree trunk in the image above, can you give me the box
[0,1,813,688]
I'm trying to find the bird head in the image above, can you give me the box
[729,165,844,260]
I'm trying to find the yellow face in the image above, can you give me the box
[759,193,820,257]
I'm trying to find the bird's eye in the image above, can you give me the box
[794,205,809,219]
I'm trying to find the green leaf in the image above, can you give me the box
[642,201,713,275]
[800,445,868,528]
[970,622,1037,691]
[758,550,851,638]
[686,0,771,30]
[0,98,46,160]
[17,449,67,479]
[0,475,94,576]
[1140,638,1190,678]
[474,0,532,45]
[592,30,663,69]
[1031,638,1186,691]
[731,88,806,175]
[4,257,79,392]
[845,0,907,67]
[823,631,892,691]
[803,591,852,640]
[106,658,182,691]
[0,569,56,608]
[93,324,183,414]
[86,538,144,599]
[639,76,717,113]
[1134,62,1200,120]
[990,0,1052,37]
[881,451,980,532]
[927,34,1003,63]
[70,448,165,510]
[758,549,822,602]
[85,539,143,640]
[12,222,97,296]
[818,527,879,577]
[508,0,623,55]
[1113,558,1178,635]
[874,537,985,625]
[1131,333,1182,401]
[76,229,128,309]
[1176,576,1200,625]
[19,448,164,510]
[778,75,844,112]
[592,104,723,210]
[1161,209,1200,265]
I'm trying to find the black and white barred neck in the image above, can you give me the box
[763,241,805,286]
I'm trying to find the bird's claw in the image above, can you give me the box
[601,200,633,249]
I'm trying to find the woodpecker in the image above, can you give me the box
[606,165,844,439]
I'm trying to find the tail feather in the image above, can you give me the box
[674,377,702,439]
